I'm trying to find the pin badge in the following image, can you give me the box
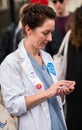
[36,83,42,89]
[30,71,37,78]
[47,62,56,76]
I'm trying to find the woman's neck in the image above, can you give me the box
[24,38,39,57]
[24,38,43,66]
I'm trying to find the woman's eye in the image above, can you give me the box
[42,32,49,36]
[42,31,53,36]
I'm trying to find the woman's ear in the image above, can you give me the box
[25,25,32,35]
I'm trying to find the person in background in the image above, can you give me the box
[0,3,75,130]
[13,3,28,51]
[45,0,72,57]
[0,2,28,64]
[65,5,82,130]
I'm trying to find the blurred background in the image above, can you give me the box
[0,0,82,37]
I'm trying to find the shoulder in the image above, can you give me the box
[0,50,20,82]
[0,50,18,68]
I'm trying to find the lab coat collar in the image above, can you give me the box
[17,39,57,83]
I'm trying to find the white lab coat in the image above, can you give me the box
[0,39,66,130]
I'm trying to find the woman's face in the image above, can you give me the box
[26,19,55,50]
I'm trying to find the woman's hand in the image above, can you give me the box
[61,81,76,95]
[46,80,76,98]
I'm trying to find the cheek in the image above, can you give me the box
[33,38,41,47]
[37,35,46,43]
[32,33,46,47]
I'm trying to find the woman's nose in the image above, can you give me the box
[47,33,52,42]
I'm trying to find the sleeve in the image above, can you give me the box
[0,57,27,116]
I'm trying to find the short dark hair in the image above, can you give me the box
[21,3,56,35]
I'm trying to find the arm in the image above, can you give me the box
[0,57,75,115]
[25,80,75,109]
[0,58,27,116]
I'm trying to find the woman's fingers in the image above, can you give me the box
[49,80,76,96]
[56,80,76,95]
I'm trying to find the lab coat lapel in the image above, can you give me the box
[18,39,45,93]
[40,50,58,82]
[41,51,64,111]
[22,56,45,92]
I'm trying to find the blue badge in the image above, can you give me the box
[47,62,56,76]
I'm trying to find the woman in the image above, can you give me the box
[66,5,82,130]
[0,4,75,130]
